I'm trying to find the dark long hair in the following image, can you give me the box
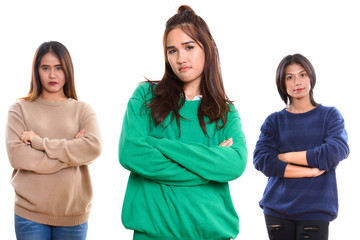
[146,5,232,136]
[22,41,78,101]
[276,53,318,106]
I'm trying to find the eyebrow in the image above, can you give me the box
[166,41,195,50]
[285,70,307,75]
[40,64,62,67]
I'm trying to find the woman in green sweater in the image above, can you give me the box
[119,5,247,240]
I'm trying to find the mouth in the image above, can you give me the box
[179,66,191,72]
[295,88,304,92]
[49,81,58,86]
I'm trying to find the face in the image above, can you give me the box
[284,63,311,102]
[38,52,66,99]
[166,28,205,87]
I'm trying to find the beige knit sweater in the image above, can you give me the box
[6,97,101,226]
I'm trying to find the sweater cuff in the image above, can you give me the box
[31,135,45,151]
[278,160,288,177]
[306,149,317,168]
[146,136,160,148]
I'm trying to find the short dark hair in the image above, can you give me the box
[276,53,318,106]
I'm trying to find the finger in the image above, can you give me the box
[224,138,233,147]
[79,129,85,137]
[219,140,227,146]
[315,169,326,177]
[21,136,31,145]
[219,138,233,147]
[76,129,85,139]
[20,134,26,143]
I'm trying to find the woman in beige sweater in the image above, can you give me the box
[6,41,102,240]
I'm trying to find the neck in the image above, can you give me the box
[40,92,68,102]
[183,82,201,101]
[287,99,315,114]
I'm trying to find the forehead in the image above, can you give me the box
[40,52,61,65]
[285,63,306,74]
[166,27,196,45]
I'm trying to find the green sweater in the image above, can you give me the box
[119,83,247,240]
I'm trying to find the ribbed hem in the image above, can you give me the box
[263,207,332,222]
[15,205,90,227]
[133,231,231,240]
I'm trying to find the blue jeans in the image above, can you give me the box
[15,215,88,240]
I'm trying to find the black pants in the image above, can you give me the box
[264,214,329,240]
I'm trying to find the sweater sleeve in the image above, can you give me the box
[146,107,248,182]
[30,103,102,166]
[306,107,349,170]
[6,103,71,174]
[253,114,288,177]
[119,84,209,186]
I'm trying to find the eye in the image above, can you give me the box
[286,75,293,80]
[186,45,194,50]
[168,49,176,54]
[56,66,62,71]
[300,73,307,77]
[41,66,49,71]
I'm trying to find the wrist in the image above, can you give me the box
[278,153,288,163]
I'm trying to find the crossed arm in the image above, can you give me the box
[254,109,349,179]
[254,118,326,179]
[6,103,101,174]
[278,151,325,178]
[119,89,247,186]
[21,129,85,145]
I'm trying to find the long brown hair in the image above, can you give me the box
[22,41,78,101]
[276,53,318,106]
[146,5,232,136]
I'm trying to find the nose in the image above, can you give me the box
[49,68,56,78]
[294,75,301,86]
[177,49,186,64]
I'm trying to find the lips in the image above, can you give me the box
[49,81,58,86]
[179,66,191,72]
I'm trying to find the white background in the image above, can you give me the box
[0,0,359,239]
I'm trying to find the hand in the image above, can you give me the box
[311,168,326,177]
[75,129,85,139]
[219,138,233,147]
[284,164,326,178]
[20,131,36,145]
[278,153,287,162]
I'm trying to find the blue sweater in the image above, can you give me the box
[253,105,349,222]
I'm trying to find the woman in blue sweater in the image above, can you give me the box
[253,54,349,240]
